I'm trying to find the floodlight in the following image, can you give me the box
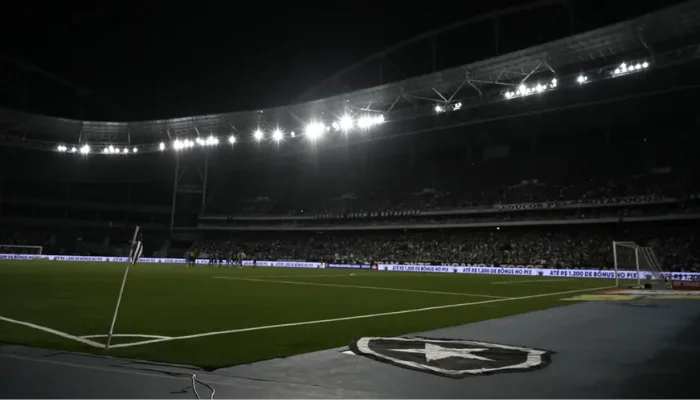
[228,135,236,144]
[272,128,283,142]
[159,142,165,151]
[305,122,325,140]
[338,115,354,132]
[357,116,372,129]
[253,129,264,141]
[133,148,138,153]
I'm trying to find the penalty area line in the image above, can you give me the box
[213,276,508,299]
[107,285,614,350]
[0,315,103,348]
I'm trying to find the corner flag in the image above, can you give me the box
[107,226,142,349]
[128,232,144,265]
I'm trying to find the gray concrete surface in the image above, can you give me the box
[1,299,699,398]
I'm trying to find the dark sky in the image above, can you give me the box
[1,0,682,121]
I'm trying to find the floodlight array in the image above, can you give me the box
[50,57,652,157]
[434,102,462,113]
[101,145,138,154]
[496,59,650,103]
[611,61,649,77]
[504,78,558,100]
[54,113,386,155]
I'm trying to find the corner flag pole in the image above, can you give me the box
[106,226,141,350]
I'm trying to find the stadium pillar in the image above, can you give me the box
[201,154,209,215]
[169,153,209,232]
[169,155,179,233]
[0,177,3,222]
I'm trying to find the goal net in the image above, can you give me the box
[0,245,43,256]
[612,241,670,289]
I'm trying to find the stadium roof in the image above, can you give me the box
[1,0,699,146]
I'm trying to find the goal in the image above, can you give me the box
[612,241,670,289]
[0,245,43,256]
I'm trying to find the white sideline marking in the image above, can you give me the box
[79,334,172,340]
[213,276,508,299]
[0,315,103,348]
[492,278,577,285]
[107,285,613,349]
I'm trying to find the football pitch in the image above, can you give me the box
[0,261,615,369]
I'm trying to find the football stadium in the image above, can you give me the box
[1,1,700,398]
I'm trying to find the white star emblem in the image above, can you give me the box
[388,343,494,362]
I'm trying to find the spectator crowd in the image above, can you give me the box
[192,224,699,273]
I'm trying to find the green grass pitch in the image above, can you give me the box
[0,260,614,369]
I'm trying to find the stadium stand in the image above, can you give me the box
[2,115,699,269]
[182,115,699,272]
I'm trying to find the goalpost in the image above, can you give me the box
[612,241,670,289]
[0,245,43,255]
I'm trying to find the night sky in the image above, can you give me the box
[1,0,683,121]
